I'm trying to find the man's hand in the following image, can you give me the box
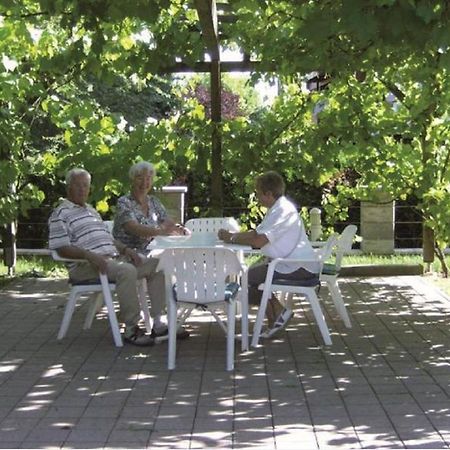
[124,247,143,266]
[85,252,109,274]
[218,228,232,242]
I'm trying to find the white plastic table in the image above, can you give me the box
[147,233,251,351]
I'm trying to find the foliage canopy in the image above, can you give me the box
[2,0,450,271]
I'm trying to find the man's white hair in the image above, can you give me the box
[129,161,156,180]
[65,168,91,185]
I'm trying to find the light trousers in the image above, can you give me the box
[69,256,165,328]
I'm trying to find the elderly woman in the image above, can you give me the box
[113,161,190,340]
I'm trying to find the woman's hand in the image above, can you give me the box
[124,247,143,266]
[164,222,191,236]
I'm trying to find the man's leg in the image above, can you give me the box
[105,260,141,327]
[248,262,283,327]
[69,259,153,346]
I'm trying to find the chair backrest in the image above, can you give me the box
[184,217,240,234]
[316,233,339,267]
[156,247,242,304]
[335,225,357,271]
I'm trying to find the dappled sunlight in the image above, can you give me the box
[0,277,450,447]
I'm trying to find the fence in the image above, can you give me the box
[8,202,423,251]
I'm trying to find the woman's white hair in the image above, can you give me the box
[129,161,156,179]
[65,168,91,185]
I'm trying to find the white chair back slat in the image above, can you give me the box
[158,247,241,304]
[335,225,357,271]
[317,233,339,265]
[185,217,240,234]
[156,246,246,371]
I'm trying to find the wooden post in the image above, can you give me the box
[210,59,223,215]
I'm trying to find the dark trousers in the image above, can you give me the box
[248,260,316,305]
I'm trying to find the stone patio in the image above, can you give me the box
[0,275,449,449]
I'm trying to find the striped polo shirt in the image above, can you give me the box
[48,199,118,257]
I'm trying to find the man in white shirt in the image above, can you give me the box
[218,171,318,337]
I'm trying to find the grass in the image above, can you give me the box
[342,253,450,296]
[343,253,435,267]
[0,255,67,287]
[1,253,450,296]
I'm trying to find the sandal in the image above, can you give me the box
[152,326,190,343]
[123,325,155,347]
[261,308,294,339]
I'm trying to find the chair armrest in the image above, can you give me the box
[51,250,85,263]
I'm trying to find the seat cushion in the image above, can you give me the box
[273,276,320,287]
[224,282,240,301]
[69,278,101,286]
[322,263,339,276]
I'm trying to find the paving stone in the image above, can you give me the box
[1,277,450,449]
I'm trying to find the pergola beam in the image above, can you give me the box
[160,60,269,73]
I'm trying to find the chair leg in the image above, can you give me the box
[138,279,153,333]
[240,272,249,352]
[307,290,332,345]
[327,280,352,328]
[284,292,295,310]
[100,274,123,347]
[167,297,178,370]
[226,300,236,371]
[177,306,194,328]
[84,293,103,330]
[251,285,272,347]
[57,289,79,340]
[210,309,228,333]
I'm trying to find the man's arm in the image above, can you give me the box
[218,229,269,249]
[55,246,109,274]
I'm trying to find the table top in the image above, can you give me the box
[148,233,252,252]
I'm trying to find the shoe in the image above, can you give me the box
[261,308,294,339]
[123,325,155,347]
[152,326,190,342]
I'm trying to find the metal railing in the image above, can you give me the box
[2,203,425,251]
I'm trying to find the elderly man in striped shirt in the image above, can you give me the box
[48,168,161,346]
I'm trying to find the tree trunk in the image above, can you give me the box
[1,222,17,276]
[422,225,434,273]
[209,59,223,216]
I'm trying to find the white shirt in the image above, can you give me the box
[256,196,319,274]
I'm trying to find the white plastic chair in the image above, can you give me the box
[52,251,123,346]
[251,234,338,347]
[320,224,357,328]
[184,217,240,234]
[52,251,152,346]
[185,216,244,313]
[156,247,248,371]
